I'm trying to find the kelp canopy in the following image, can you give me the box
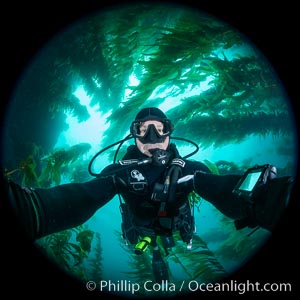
[3,2,296,175]
[2,3,297,297]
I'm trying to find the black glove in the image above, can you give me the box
[251,175,294,231]
[234,168,294,232]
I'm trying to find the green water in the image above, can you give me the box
[2,2,297,298]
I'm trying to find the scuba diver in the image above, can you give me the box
[4,107,294,283]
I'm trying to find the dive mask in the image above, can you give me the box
[130,120,174,144]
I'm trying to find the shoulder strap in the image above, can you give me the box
[171,158,185,168]
[119,159,139,165]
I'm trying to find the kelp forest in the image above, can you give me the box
[2,2,297,298]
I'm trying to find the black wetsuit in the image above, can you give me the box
[7,143,248,241]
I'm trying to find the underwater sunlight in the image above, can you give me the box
[2,2,298,299]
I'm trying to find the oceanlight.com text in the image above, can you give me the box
[86,279,292,295]
[187,280,292,294]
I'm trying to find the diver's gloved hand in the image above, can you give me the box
[234,164,294,232]
[248,175,294,232]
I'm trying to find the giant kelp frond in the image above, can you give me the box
[173,112,291,149]
[187,159,218,210]
[214,215,270,264]
[39,143,91,186]
[87,232,103,282]
[48,16,111,116]
[215,160,245,175]
[188,191,202,211]
[4,153,41,187]
[7,3,294,166]
[4,142,92,187]
[164,51,289,148]
[168,232,228,285]
[95,6,151,113]
[48,91,90,123]
[101,8,244,143]
[36,224,96,281]
[203,159,220,175]
[37,228,73,271]
[125,253,154,281]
